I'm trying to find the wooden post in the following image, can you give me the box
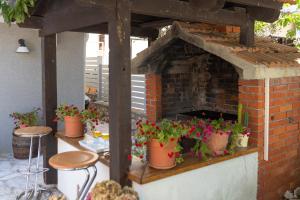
[240,18,255,47]
[108,0,132,186]
[41,34,58,184]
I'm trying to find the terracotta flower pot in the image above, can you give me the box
[64,116,83,138]
[148,138,177,169]
[207,130,229,156]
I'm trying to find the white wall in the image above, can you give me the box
[57,32,85,109]
[0,23,85,154]
[134,153,258,200]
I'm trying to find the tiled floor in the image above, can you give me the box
[0,154,62,200]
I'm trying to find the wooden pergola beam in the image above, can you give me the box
[190,0,225,11]
[40,6,110,36]
[73,23,159,39]
[76,0,248,26]
[227,0,282,9]
[41,34,58,184]
[108,0,132,186]
[240,12,255,47]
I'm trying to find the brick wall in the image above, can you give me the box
[144,23,300,199]
[146,74,162,122]
[161,53,239,118]
[239,77,300,200]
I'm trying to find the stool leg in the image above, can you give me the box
[25,136,33,199]
[77,169,90,200]
[34,135,42,196]
[81,166,97,200]
[82,166,97,198]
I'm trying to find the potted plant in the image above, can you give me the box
[55,105,83,138]
[207,118,232,156]
[233,111,251,148]
[185,117,232,158]
[55,105,101,138]
[133,119,186,169]
[184,118,212,160]
[10,108,40,159]
[81,106,102,132]
[229,104,251,149]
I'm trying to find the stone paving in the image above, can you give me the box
[0,154,62,200]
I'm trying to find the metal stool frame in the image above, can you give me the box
[58,165,97,200]
[16,134,49,200]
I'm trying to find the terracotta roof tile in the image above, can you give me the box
[132,21,300,79]
[178,21,300,68]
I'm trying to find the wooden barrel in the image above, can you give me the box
[12,132,39,159]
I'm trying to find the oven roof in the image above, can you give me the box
[131,21,300,80]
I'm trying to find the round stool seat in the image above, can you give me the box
[15,126,52,137]
[49,151,99,170]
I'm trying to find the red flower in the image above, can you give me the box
[170,138,175,142]
[224,150,229,155]
[196,132,201,138]
[139,155,144,159]
[160,143,164,148]
[175,152,180,157]
[168,152,174,158]
[127,154,132,161]
[151,122,156,127]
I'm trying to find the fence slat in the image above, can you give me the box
[85,58,146,112]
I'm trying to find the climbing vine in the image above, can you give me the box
[0,0,36,24]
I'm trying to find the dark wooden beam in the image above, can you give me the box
[227,0,282,10]
[73,23,159,39]
[41,34,57,184]
[240,17,254,47]
[18,16,43,29]
[248,6,280,23]
[190,0,225,11]
[76,0,248,26]
[40,6,110,36]
[108,0,132,186]
[140,19,174,28]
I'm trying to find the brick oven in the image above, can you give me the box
[132,21,300,199]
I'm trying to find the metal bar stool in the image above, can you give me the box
[14,126,52,200]
[49,151,99,200]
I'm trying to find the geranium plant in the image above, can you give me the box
[10,107,40,128]
[55,104,81,120]
[132,119,187,164]
[55,104,102,131]
[184,118,213,160]
[81,107,102,130]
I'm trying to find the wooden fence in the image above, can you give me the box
[84,57,146,112]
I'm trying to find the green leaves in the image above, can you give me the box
[9,108,40,128]
[0,0,36,24]
[255,2,300,48]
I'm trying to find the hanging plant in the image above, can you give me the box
[0,0,36,24]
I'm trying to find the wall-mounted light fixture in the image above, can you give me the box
[16,39,30,53]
